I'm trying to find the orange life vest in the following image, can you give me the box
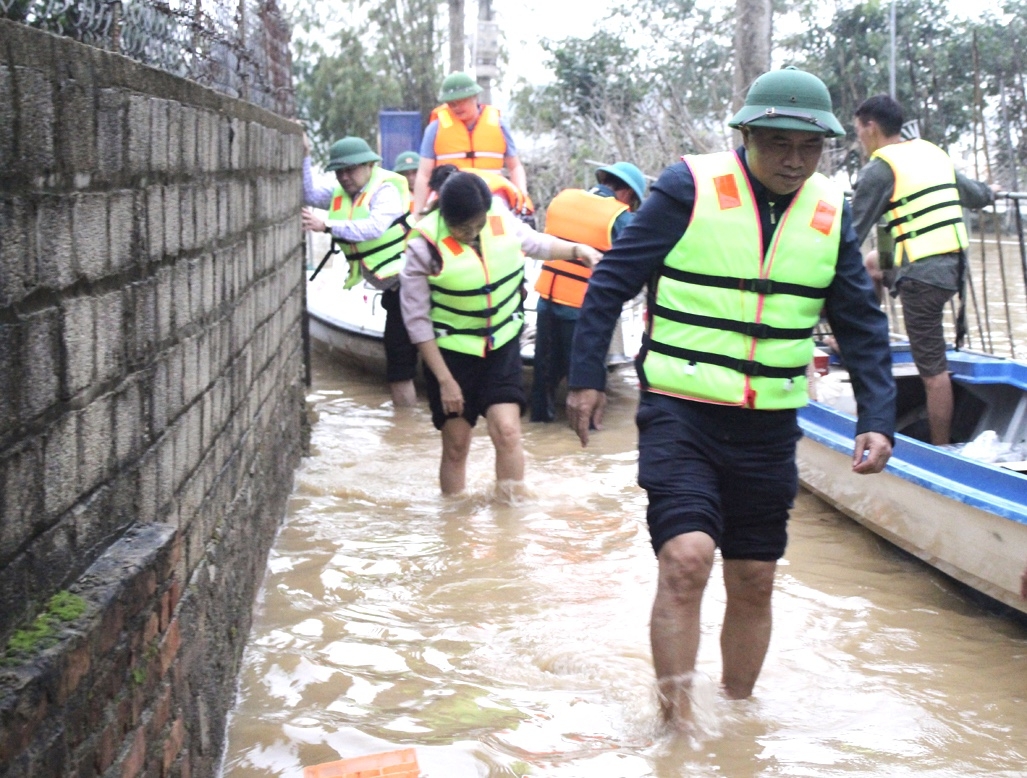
[433,104,506,170]
[534,190,627,307]
[471,170,534,214]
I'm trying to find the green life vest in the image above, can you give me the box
[639,151,842,410]
[414,208,526,357]
[327,166,411,289]
[871,139,968,265]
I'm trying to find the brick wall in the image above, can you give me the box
[0,19,307,778]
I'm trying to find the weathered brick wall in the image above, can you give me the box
[0,19,307,778]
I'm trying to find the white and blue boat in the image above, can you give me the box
[798,346,1027,616]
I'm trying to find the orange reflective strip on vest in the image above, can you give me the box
[442,236,464,255]
[332,194,343,212]
[714,174,741,210]
[489,215,505,236]
[533,259,591,308]
[810,200,837,236]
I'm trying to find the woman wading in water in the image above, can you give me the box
[400,172,600,495]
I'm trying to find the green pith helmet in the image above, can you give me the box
[326,137,381,171]
[728,66,844,138]
[392,150,420,173]
[438,71,482,103]
[595,162,647,204]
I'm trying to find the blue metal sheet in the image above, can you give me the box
[379,111,423,172]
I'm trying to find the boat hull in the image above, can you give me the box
[797,400,1027,616]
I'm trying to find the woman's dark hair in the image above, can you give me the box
[427,163,459,193]
[439,171,492,225]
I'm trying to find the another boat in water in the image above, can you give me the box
[798,345,1027,616]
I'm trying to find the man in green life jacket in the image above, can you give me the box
[566,67,896,732]
[852,94,1000,445]
[301,133,417,407]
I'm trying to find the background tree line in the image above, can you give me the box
[288,0,1027,203]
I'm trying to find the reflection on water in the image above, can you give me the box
[221,350,1027,778]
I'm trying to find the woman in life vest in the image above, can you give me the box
[400,172,600,496]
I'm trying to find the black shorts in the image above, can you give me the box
[424,336,526,430]
[636,395,802,560]
[380,287,418,383]
[896,279,955,378]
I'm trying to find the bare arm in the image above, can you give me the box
[417,340,464,416]
[505,155,528,193]
[412,157,435,215]
[549,239,602,267]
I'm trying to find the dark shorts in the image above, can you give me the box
[897,278,955,378]
[424,336,526,430]
[636,396,802,560]
[380,287,418,383]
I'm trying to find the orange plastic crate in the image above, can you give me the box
[303,747,420,778]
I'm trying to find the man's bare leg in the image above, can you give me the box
[720,559,777,699]
[650,532,716,730]
[922,371,953,445]
[439,418,472,495]
[390,379,417,408]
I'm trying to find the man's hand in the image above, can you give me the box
[852,431,892,474]
[301,207,326,233]
[302,132,312,156]
[566,388,606,447]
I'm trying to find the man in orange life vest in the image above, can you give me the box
[566,67,895,731]
[529,162,646,422]
[411,72,527,214]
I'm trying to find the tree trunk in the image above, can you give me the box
[732,0,772,113]
[449,0,464,73]
[477,0,494,104]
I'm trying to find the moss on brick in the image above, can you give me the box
[2,591,87,663]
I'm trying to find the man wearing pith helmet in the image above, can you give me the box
[566,66,896,732]
[392,150,421,213]
[301,133,418,407]
[392,150,420,190]
[411,71,527,213]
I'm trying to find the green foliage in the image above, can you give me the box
[287,0,444,166]
[972,0,1027,179]
[780,0,1027,183]
[510,1,735,205]
[297,27,403,163]
[3,592,87,663]
[543,31,646,124]
[786,0,976,147]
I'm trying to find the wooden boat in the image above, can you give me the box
[798,345,1027,616]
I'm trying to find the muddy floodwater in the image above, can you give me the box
[220,349,1027,778]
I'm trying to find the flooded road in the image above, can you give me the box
[220,349,1027,778]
